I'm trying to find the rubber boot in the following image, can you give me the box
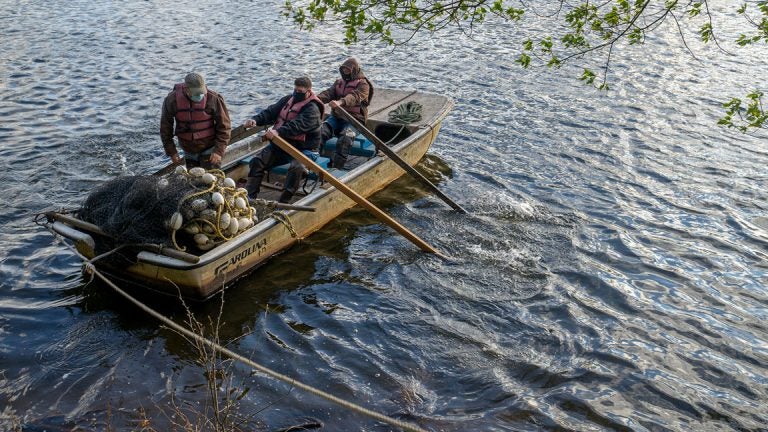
[279,162,304,203]
[333,135,353,170]
[278,190,294,203]
[245,177,261,199]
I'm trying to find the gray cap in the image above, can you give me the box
[184,72,207,96]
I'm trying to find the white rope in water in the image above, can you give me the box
[43,223,429,432]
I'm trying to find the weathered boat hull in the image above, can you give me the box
[52,89,453,299]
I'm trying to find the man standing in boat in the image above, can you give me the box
[317,57,373,170]
[242,76,324,203]
[160,72,232,169]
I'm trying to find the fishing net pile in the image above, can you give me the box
[78,167,264,253]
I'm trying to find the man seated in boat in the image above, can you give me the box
[317,57,373,170]
[242,76,325,203]
[160,72,232,169]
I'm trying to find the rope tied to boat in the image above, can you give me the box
[270,211,298,238]
[37,217,429,432]
[248,198,297,237]
[388,101,422,124]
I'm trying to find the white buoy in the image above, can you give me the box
[198,240,216,251]
[223,178,236,188]
[200,208,217,222]
[174,165,188,174]
[219,212,231,230]
[227,218,239,236]
[238,217,253,231]
[167,212,183,230]
[235,197,246,210]
[211,192,225,207]
[201,173,216,185]
[193,233,209,246]
[190,199,208,212]
[189,167,206,177]
[183,223,200,234]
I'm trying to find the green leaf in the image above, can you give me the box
[516,53,531,68]
[580,68,596,85]
[699,23,713,43]
[689,2,702,17]
[523,39,533,51]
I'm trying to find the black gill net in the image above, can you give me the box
[77,168,269,258]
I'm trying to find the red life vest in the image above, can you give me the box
[273,91,324,142]
[174,83,215,141]
[333,78,370,115]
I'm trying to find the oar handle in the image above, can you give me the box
[269,135,441,254]
[333,106,468,214]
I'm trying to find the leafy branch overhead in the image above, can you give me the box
[284,0,767,132]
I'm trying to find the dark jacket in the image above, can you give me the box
[160,88,231,158]
[317,57,372,123]
[252,94,324,150]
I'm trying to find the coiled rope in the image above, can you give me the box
[378,101,424,149]
[39,219,427,432]
[388,101,423,124]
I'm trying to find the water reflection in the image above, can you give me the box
[2,1,768,430]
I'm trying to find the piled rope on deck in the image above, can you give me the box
[39,219,428,432]
[388,101,422,124]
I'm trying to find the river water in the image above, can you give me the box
[1,1,766,431]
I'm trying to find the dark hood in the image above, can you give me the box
[341,57,364,79]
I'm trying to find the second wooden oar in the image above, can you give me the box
[269,135,442,255]
[333,106,468,214]
[154,125,266,176]
[228,124,264,145]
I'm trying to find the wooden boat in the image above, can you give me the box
[46,88,454,299]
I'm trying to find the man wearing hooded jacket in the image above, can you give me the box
[317,57,373,170]
[242,77,324,203]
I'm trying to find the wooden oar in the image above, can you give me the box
[228,124,264,145]
[269,135,442,255]
[333,106,468,214]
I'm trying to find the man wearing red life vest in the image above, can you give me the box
[317,57,373,170]
[160,72,232,169]
[242,76,325,203]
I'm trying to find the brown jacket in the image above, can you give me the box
[317,58,372,123]
[160,88,231,158]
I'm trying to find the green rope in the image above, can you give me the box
[388,101,422,124]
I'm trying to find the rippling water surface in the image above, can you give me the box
[1,1,767,430]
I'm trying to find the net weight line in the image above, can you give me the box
[39,218,430,432]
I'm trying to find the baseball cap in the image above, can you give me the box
[184,72,207,96]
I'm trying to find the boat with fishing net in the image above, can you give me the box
[41,88,454,299]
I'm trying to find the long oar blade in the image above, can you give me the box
[334,106,468,214]
[270,135,442,255]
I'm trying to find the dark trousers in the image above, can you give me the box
[321,115,355,169]
[247,143,306,202]
[183,147,221,170]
